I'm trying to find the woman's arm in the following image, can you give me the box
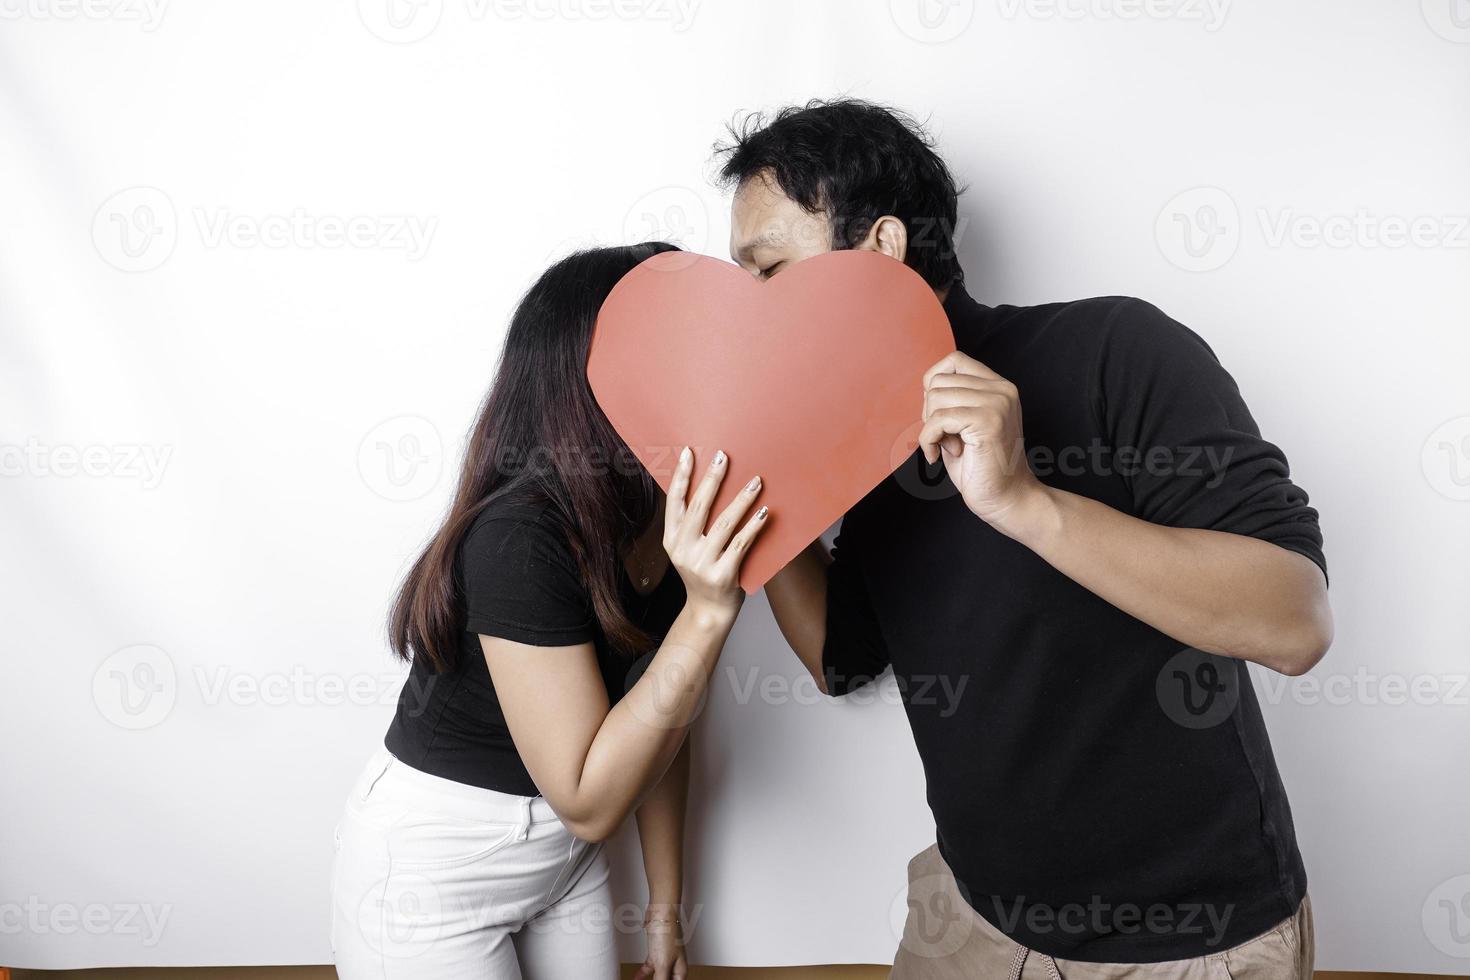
[483,603,728,842]
[483,447,767,843]
[633,740,689,980]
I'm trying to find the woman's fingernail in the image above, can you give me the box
[746,475,761,492]
[713,450,726,466]
[679,446,691,465]
[756,505,768,519]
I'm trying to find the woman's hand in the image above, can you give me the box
[663,447,769,615]
[635,907,687,980]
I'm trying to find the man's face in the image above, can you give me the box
[729,172,835,280]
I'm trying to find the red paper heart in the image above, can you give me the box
[589,250,953,591]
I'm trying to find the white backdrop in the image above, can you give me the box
[2,0,1468,972]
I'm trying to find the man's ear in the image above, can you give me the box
[857,215,908,263]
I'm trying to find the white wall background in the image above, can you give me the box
[2,0,1467,971]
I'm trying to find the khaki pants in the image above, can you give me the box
[891,845,1314,979]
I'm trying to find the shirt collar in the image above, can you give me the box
[940,279,995,351]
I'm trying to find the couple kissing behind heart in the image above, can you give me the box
[332,98,1326,980]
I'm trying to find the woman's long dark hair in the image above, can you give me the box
[389,242,680,671]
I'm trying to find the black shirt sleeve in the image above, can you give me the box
[1093,298,1327,582]
[821,507,892,696]
[462,513,597,646]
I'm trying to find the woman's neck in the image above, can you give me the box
[622,497,670,595]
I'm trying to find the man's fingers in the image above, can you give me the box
[917,409,984,464]
[922,350,1003,388]
[704,473,761,554]
[923,384,1015,418]
[923,373,991,392]
[925,375,1016,398]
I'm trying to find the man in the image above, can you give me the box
[716,100,1330,977]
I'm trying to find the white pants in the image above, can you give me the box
[330,747,619,979]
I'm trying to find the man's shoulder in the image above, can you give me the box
[990,294,1161,332]
[982,295,1212,363]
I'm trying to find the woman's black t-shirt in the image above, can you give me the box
[384,495,685,796]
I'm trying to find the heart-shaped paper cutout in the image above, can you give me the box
[589,249,953,591]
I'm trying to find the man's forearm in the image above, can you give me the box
[762,541,831,692]
[994,484,1333,675]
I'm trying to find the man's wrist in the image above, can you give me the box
[985,482,1063,549]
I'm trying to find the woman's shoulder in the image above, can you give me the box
[464,492,576,568]
[460,491,594,644]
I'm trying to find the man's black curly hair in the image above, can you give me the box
[715,99,964,290]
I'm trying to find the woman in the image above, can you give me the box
[330,242,769,979]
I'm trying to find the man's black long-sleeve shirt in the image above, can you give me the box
[824,287,1325,962]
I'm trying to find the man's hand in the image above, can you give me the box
[918,351,1046,533]
[918,354,1330,675]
